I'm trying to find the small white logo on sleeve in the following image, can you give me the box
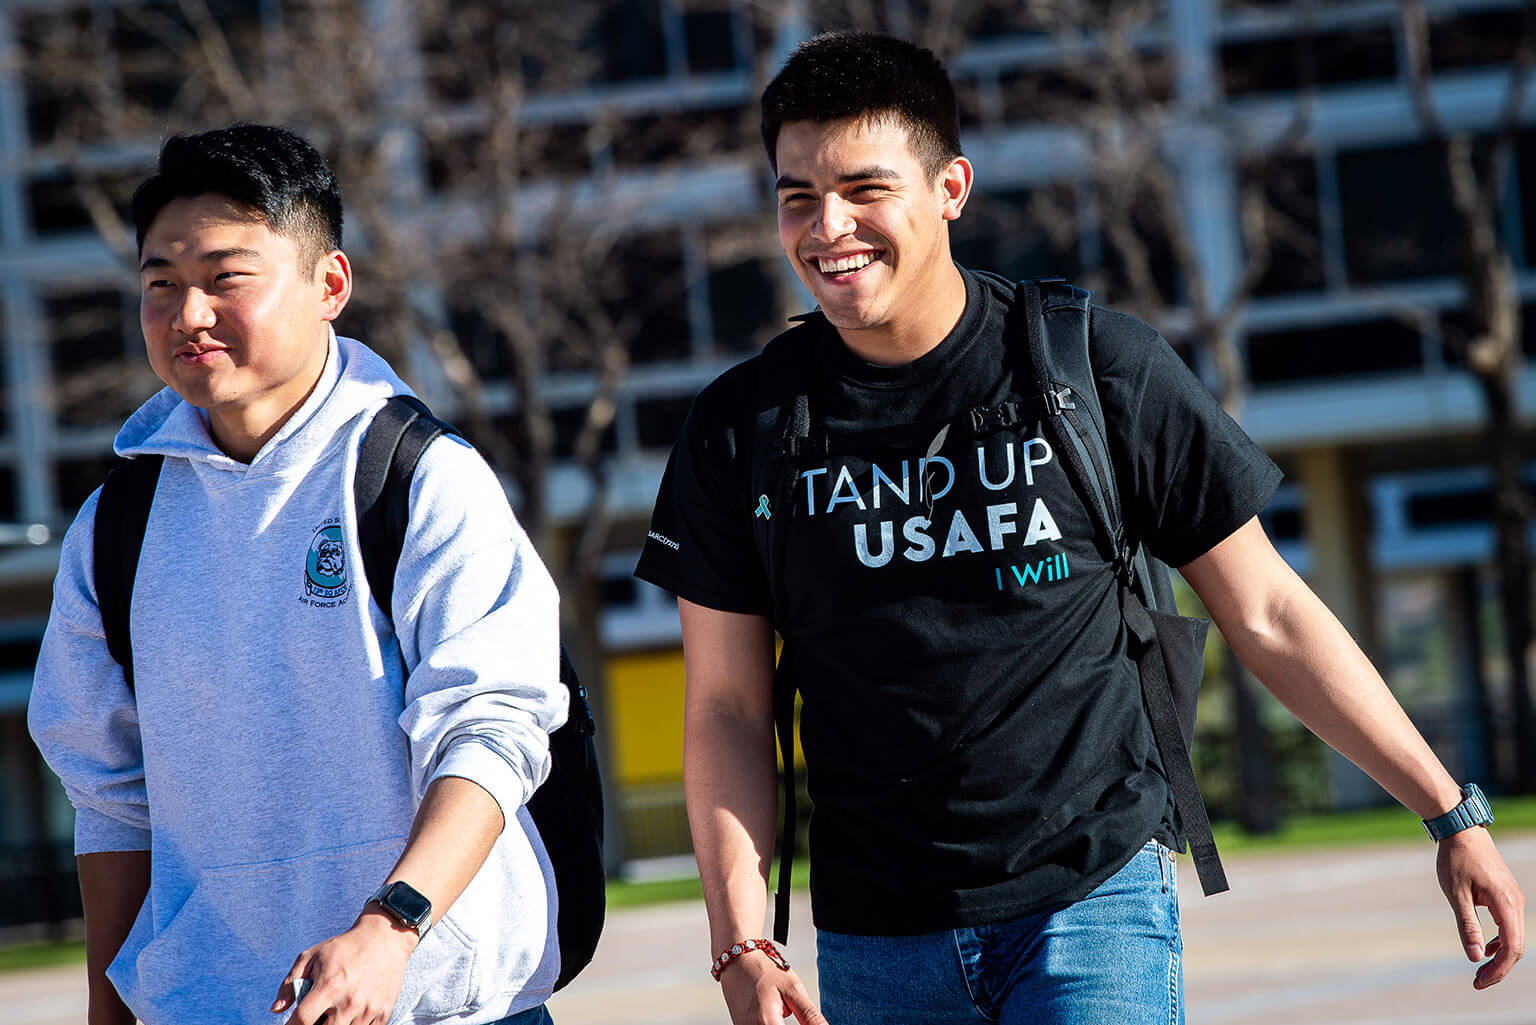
[647,530,680,551]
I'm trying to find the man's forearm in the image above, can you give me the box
[1185,524,1464,818]
[684,702,781,952]
[379,774,505,927]
[78,849,150,1025]
[1233,575,1464,816]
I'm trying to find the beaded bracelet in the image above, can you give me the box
[710,937,791,981]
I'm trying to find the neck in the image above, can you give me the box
[209,342,329,463]
[835,261,968,367]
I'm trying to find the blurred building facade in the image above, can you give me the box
[1,0,1534,929]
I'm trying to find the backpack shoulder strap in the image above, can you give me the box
[1015,279,1227,895]
[1013,279,1124,570]
[749,320,817,625]
[94,455,165,691]
[354,394,457,617]
[352,394,598,738]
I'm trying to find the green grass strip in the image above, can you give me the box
[1211,794,1536,853]
[0,937,86,973]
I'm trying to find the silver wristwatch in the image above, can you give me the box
[365,880,433,939]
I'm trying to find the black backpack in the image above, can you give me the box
[91,394,605,991]
[750,278,1227,942]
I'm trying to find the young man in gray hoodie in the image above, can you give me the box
[29,124,566,1025]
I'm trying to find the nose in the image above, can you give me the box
[171,287,216,334]
[812,192,856,243]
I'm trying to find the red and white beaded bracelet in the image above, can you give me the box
[710,937,791,981]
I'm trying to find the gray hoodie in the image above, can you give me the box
[29,332,566,1024]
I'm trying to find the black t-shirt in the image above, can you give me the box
[636,268,1281,935]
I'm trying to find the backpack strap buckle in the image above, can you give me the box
[1043,386,1075,416]
[968,401,1019,435]
[1111,524,1136,589]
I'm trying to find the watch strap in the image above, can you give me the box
[366,881,432,939]
[1422,784,1494,841]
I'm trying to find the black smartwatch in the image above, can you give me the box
[366,880,433,939]
[1421,784,1494,841]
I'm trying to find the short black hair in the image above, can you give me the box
[131,123,343,275]
[761,32,962,180]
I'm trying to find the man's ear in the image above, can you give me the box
[939,156,974,222]
[318,250,352,322]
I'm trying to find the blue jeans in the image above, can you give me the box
[817,840,1182,1025]
[487,1006,552,1025]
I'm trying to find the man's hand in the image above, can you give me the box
[720,952,828,1025]
[1435,828,1526,988]
[270,908,418,1025]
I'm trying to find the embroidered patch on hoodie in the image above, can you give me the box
[302,517,350,605]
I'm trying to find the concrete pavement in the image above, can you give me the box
[5,834,1533,1024]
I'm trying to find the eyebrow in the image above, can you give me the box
[139,247,263,273]
[775,166,905,190]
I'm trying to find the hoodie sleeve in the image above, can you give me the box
[27,490,153,854]
[390,435,566,824]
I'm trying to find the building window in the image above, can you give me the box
[636,395,693,451]
[681,4,744,74]
[590,2,668,83]
[45,289,146,429]
[1427,7,1532,73]
[1219,25,1397,97]
[0,468,17,524]
[1242,153,1325,295]
[16,6,100,147]
[603,231,692,366]
[446,303,514,383]
[997,65,1101,123]
[608,104,752,169]
[951,187,1083,283]
[55,456,120,513]
[26,172,137,239]
[551,404,617,460]
[703,222,783,355]
[1246,316,1424,386]
[1517,131,1536,270]
[1336,141,1462,285]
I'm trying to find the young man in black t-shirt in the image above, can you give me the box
[636,32,1525,1025]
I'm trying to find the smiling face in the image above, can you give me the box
[775,116,972,363]
[139,193,350,461]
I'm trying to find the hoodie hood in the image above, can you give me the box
[115,330,410,477]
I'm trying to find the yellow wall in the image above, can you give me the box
[604,646,803,786]
[605,649,689,786]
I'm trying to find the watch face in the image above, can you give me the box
[383,882,432,926]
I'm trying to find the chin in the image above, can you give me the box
[817,300,886,332]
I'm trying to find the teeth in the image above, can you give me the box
[817,252,875,273]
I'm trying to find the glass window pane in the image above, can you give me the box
[1246,317,1423,386]
[1242,154,1325,295]
[1337,142,1461,285]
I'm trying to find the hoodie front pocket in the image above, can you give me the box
[120,836,407,1025]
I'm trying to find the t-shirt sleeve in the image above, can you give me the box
[1090,307,1283,568]
[634,371,773,616]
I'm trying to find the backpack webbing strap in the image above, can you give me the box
[94,455,165,692]
[769,383,811,945]
[747,327,818,945]
[771,652,797,944]
[355,395,454,616]
[1123,597,1229,894]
